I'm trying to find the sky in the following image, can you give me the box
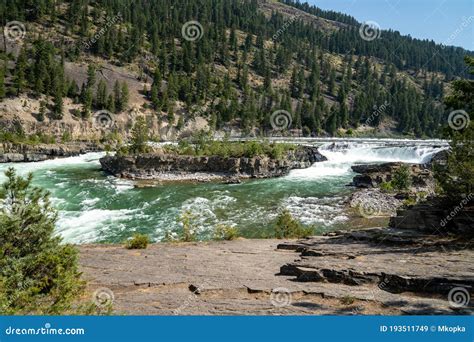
[306,0,474,50]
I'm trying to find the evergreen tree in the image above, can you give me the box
[121,82,129,110]
[113,81,122,112]
[82,86,93,118]
[435,56,474,199]
[14,48,28,95]
[326,105,338,136]
[96,79,108,109]
[130,117,150,154]
[328,68,336,96]
[0,168,84,314]
[52,90,64,119]
[38,101,46,122]
[86,64,96,89]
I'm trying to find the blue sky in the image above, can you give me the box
[306,0,474,50]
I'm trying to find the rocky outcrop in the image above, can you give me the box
[99,146,327,181]
[347,149,457,222]
[348,161,437,219]
[278,229,473,301]
[0,142,101,163]
[426,149,449,168]
[390,196,474,234]
[347,188,403,217]
[351,162,435,193]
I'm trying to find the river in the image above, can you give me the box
[0,138,448,244]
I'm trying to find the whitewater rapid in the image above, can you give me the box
[0,139,449,244]
[287,140,448,180]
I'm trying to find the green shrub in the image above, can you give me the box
[61,131,72,143]
[116,144,129,156]
[402,197,417,207]
[268,143,286,159]
[274,209,313,239]
[0,168,85,314]
[392,164,412,190]
[179,210,198,242]
[380,181,394,192]
[213,225,239,241]
[163,136,295,160]
[125,234,150,249]
[244,141,264,158]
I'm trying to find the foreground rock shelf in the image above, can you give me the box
[79,229,473,315]
[278,229,474,295]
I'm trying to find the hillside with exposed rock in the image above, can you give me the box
[1,0,472,143]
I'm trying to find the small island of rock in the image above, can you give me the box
[100,141,327,182]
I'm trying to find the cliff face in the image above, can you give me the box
[99,146,327,180]
[0,142,101,163]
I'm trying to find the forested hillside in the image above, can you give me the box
[0,0,472,140]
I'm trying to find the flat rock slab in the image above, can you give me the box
[79,238,469,315]
[278,230,474,315]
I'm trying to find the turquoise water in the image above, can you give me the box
[0,139,448,244]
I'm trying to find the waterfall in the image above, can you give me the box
[287,139,449,180]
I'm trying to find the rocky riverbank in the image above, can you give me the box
[79,205,473,315]
[99,145,327,182]
[350,162,436,193]
[346,150,448,218]
[0,142,102,163]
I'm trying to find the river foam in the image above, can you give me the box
[287,140,448,180]
[0,139,449,243]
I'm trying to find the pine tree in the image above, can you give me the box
[53,90,64,119]
[121,82,129,110]
[106,94,115,113]
[435,56,474,199]
[96,79,108,109]
[151,83,160,110]
[326,105,338,136]
[82,87,93,118]
[113,81,122,111]
[86,64,96,88]
[328,68,336,96]
[167,103,175,124]
[38,101,46,122]
[0,168,84,314]
[130,117,150,154]
[14,48,28,95]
